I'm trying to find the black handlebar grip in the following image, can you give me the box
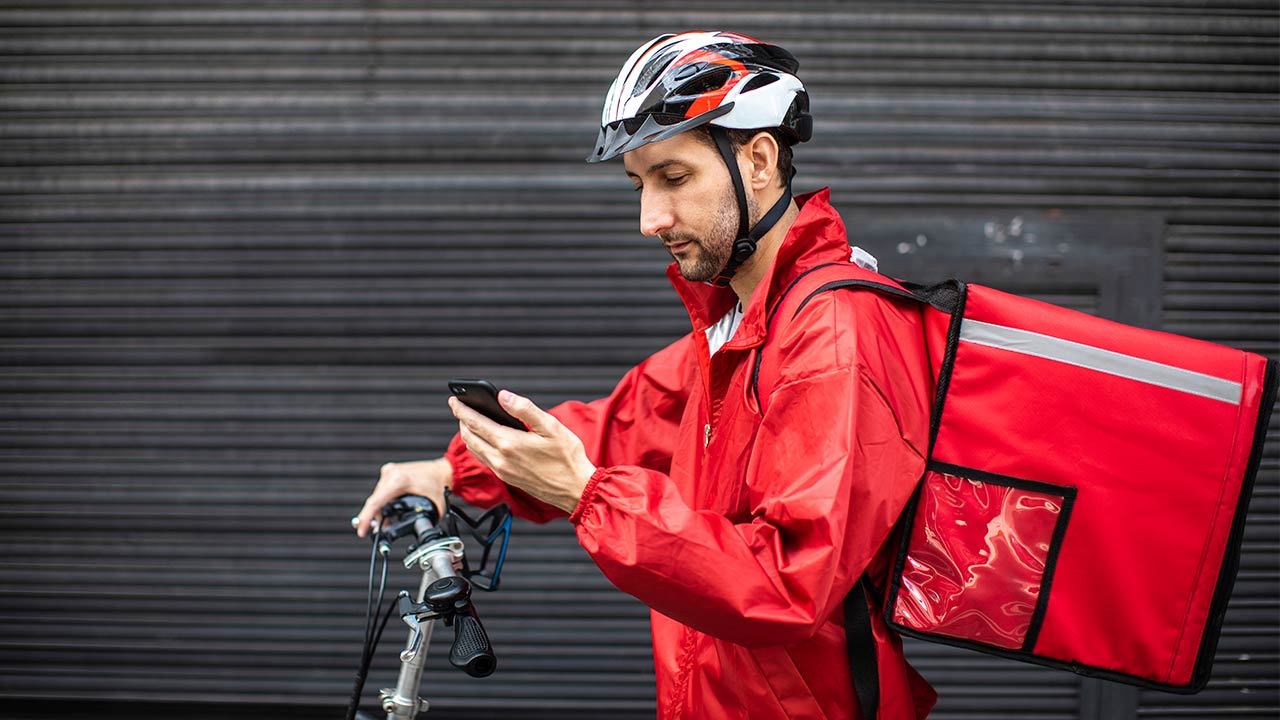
[450,606,496,678]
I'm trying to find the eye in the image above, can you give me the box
[666,174,689,186]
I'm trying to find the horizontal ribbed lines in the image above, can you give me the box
[2,2,1277,717]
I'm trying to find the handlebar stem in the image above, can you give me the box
[379,523,464,718]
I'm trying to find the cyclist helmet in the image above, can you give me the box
[589,31,811,163]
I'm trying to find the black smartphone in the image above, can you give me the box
[448,378,526,430]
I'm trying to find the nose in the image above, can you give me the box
[638,188,675,238]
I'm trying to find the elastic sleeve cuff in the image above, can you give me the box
[444,432,478,482]
[569,466,611,525]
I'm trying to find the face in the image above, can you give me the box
[623,131,758,283]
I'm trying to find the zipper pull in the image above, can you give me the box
[704,423,712,448]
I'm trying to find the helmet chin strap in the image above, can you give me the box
[708,126,793,288]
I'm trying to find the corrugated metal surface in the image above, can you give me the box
[1,2,1276,718]
[1137,225,1280,719]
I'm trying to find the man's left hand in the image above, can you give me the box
[450,390,596,514]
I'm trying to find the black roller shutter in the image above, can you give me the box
[1,2,1275,719]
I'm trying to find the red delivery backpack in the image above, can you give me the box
[754,260,1277,717]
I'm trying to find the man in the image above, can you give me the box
[355,31,937,719]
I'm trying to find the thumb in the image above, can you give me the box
[499,390,555,435]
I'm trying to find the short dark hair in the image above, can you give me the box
[688,126,795,188]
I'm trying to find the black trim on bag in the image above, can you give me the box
[927,461,1078,654]
[924,281,967,456]
[928,461,1078,501]
[887,408,1280,698]
[900,279,965,314]
[888,614,1209,694]
[884,281,968,641]
[882,474,924,652]
[1188,356,1278,691]
[881,461,1210,692]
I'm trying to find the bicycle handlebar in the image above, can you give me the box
[348,493,510,719]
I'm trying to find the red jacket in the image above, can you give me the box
[447,189,937,719]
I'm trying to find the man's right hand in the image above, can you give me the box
[353,458,453,538]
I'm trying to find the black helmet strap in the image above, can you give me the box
[709,126,793,288]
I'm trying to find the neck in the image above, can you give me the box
[728,195,799,307]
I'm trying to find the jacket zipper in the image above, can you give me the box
[703,423,712,448]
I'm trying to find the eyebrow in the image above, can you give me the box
[625,159,684,179]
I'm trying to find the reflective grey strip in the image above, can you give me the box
[960,319,1242,405]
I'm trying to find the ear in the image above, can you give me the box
[742,131,780,192]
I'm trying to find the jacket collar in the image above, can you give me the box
[668,187,851,348]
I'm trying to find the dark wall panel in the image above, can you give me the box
[1,2,1276,718]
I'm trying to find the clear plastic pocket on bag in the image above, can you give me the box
[887,464,1076,652]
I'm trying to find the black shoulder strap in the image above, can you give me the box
[751,262,922,410]
[750,263,917,720]
[846,575,881,720]
[752,263,965,720]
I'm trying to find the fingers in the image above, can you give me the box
[449,395,524,447]
[456,409,503,473]
[354,462,406,538]
[496,390,556,435]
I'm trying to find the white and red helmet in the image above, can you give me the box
[588,31,812,163]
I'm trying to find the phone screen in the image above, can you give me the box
[448,379,526,430]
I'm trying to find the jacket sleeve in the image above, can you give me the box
[446,333,697,524]
[569,293,929,647]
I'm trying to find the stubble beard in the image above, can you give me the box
[663,188,759,284]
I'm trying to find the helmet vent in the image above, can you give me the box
[631,50,679,98]
[740,73,779,93]
[672,65,732,98]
